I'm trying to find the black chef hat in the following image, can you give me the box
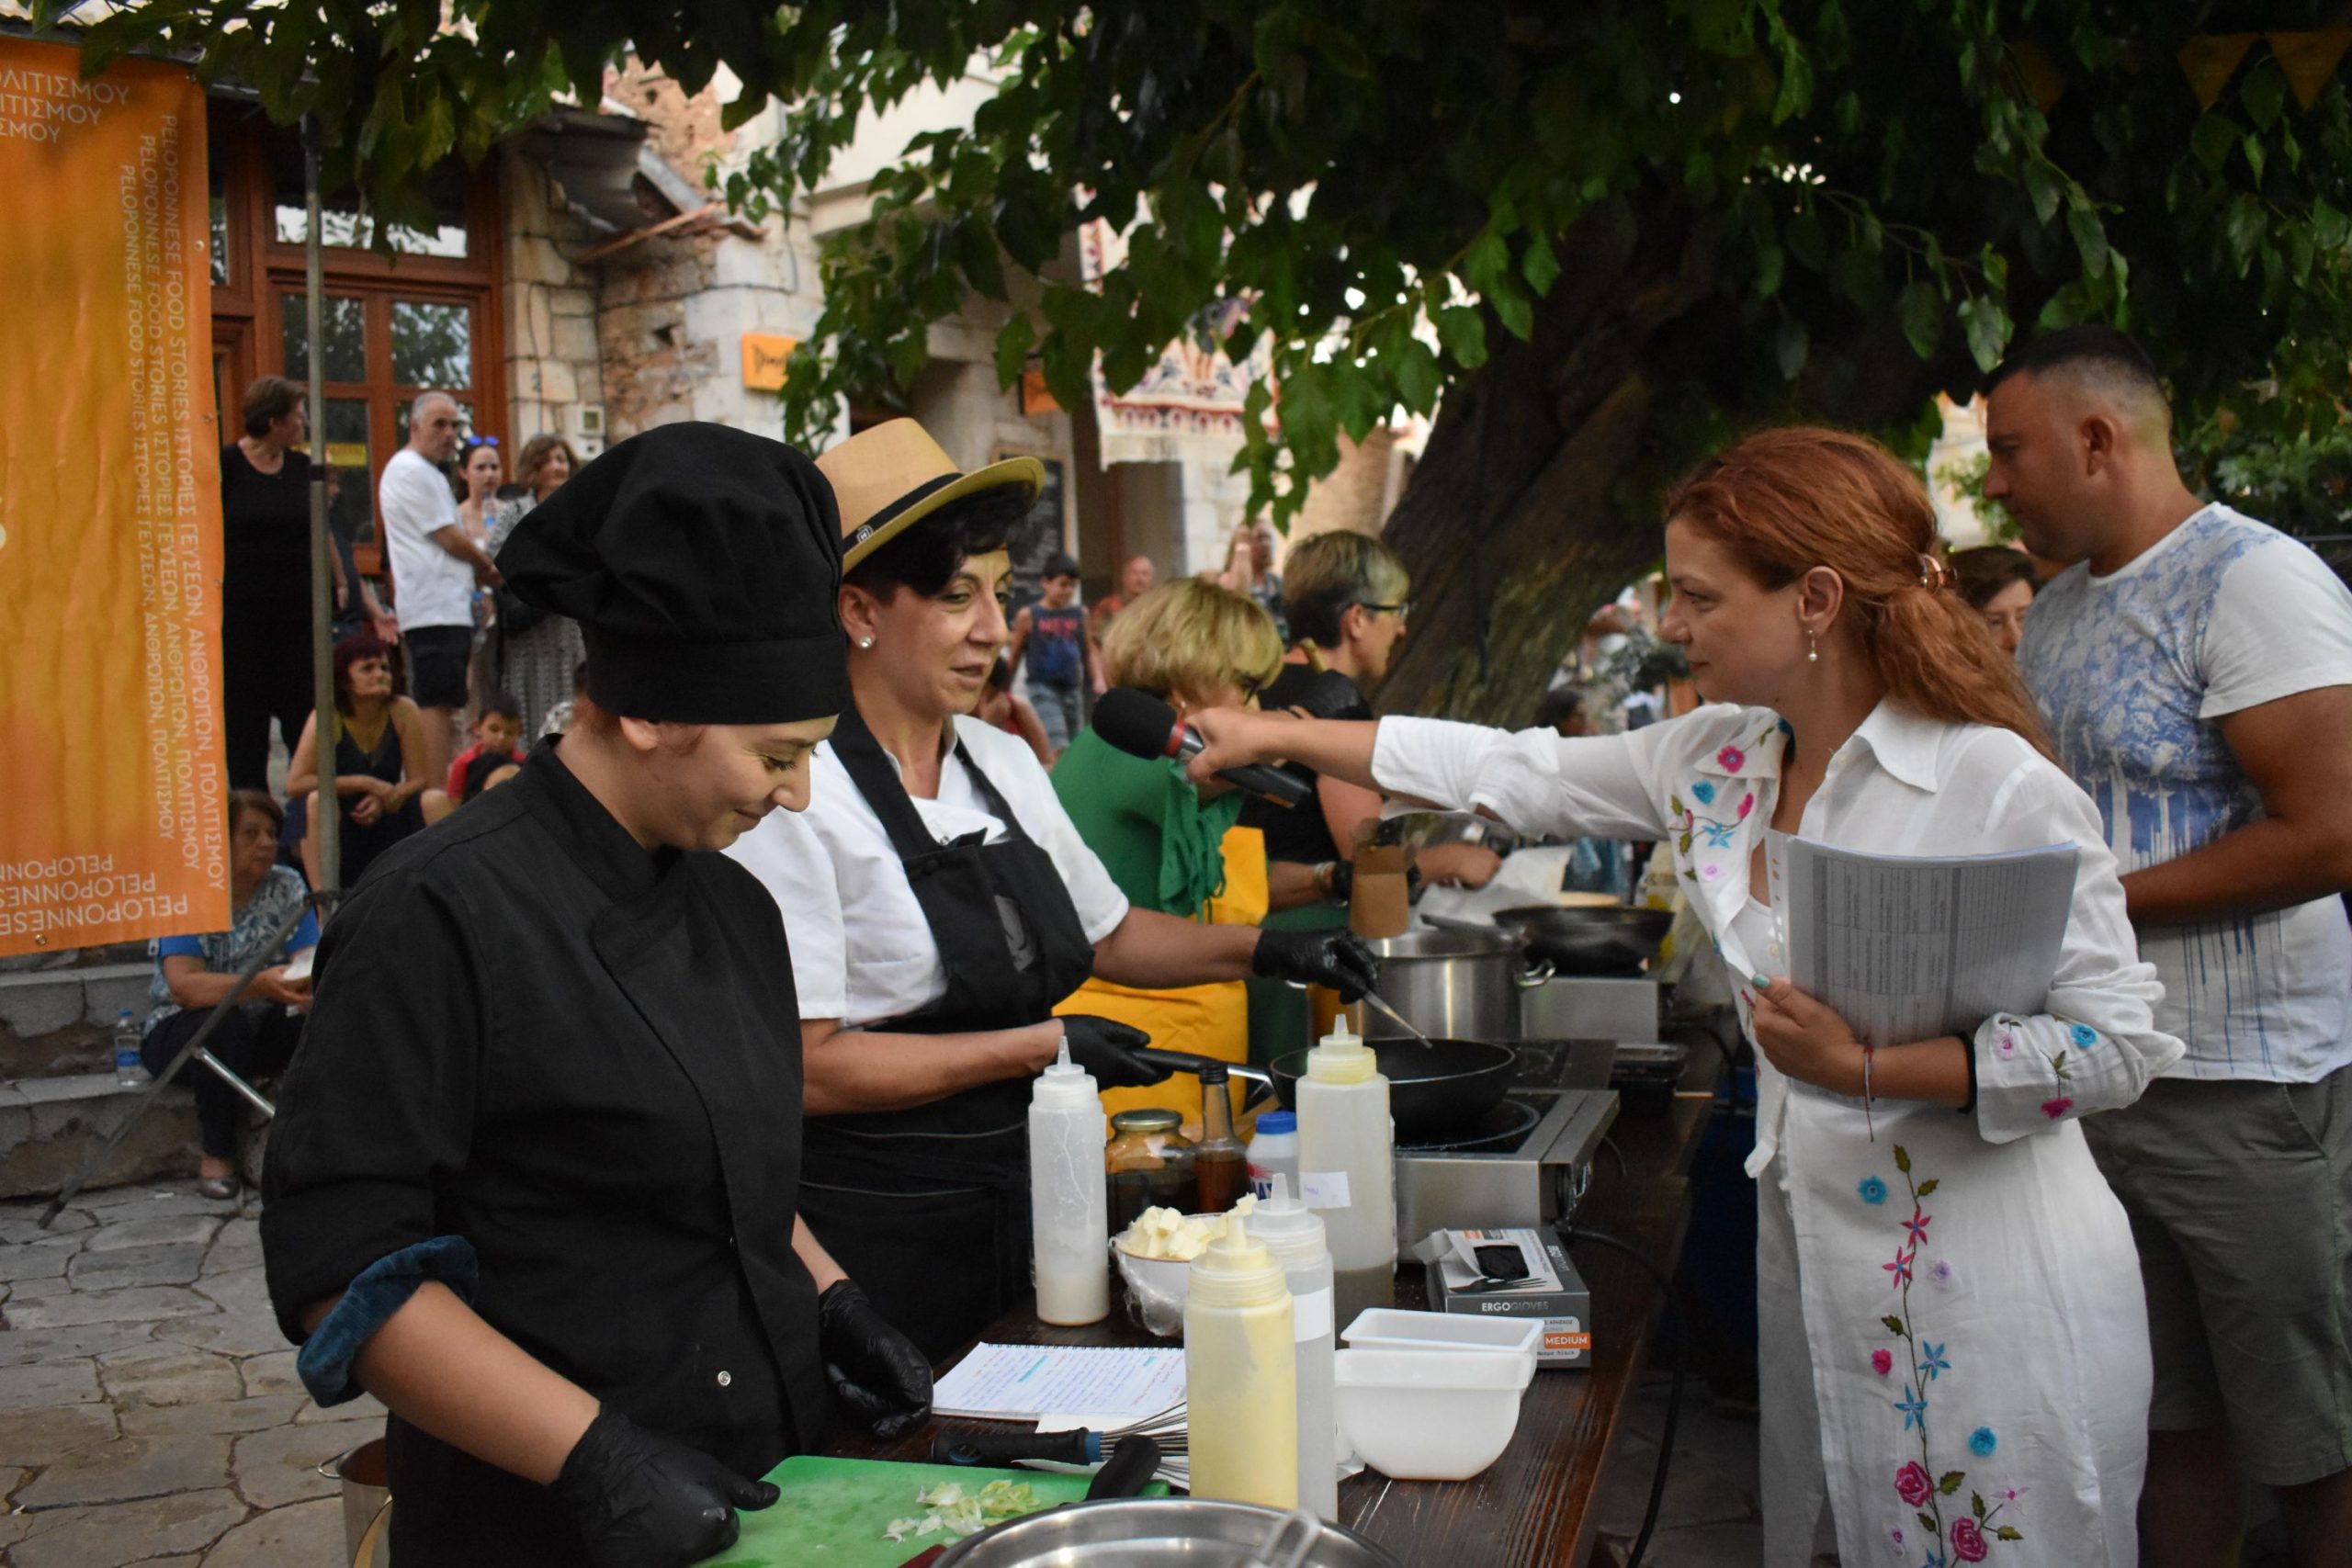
[498,423,846,725]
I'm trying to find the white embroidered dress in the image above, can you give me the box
[1374,702,2183,1568]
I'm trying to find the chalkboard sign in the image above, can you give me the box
[1001,450,1069,617]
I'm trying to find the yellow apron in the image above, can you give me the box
[1057,824,1271,1134]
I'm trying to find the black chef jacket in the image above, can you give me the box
[262,742,830,1566]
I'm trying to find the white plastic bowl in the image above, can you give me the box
[1111,1245,1194,1337]
[1333,1347,1534,1481]
[1341,1308,1544,1380]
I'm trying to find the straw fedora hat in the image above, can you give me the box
[818,420,1045,570]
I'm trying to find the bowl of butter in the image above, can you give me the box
[1112,1197,1256,1337]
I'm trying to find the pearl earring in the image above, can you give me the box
[1805,626,1819,663]
[857,636,875,650]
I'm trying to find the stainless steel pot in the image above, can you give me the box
[933,1499,1403,1567]
[1350,928,1551,1043]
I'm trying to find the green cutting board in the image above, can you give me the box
[698,1454,1170,1568]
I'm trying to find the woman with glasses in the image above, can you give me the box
[1050,579,1321,1116]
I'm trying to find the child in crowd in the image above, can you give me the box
[975,656,1052,766]
[1006,552,1096,757]
[444,692,527,797]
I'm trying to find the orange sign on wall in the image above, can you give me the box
[0,39,228,954]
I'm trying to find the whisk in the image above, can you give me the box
[1102,1400,1189,1455]
[928,1402,1188,1467]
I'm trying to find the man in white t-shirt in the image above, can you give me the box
[378,392,500,785]
[1992,326,2352,1565]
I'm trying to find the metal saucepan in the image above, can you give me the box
[935,1498,1404,1567]
[1136,1040,1517,1141]
[1490,904,1673,976]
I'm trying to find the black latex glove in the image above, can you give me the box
[820,1279,934,1440]
[1057,1015,1170,1089]
[1252,928,1382,1003]
[548,1407,777,1568]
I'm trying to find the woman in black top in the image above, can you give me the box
[261,425,931,1568]
[219,377,318,791]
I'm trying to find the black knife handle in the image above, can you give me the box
[927,1427,1099,1467]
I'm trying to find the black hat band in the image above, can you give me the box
[582,625,849,726]
[842,472,964,562]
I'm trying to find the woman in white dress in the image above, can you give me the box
[1186,427,2181,1566]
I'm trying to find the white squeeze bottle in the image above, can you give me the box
[1295,1018,1396,1327]
[1250,1175,1339,1519]
[1027,1043,1109,1325]
[1184,1214,1298,1508]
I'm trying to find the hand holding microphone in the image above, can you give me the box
[1091,688,1309,808]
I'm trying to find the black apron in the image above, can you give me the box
[798,705,1098,1359]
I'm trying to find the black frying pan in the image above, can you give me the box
[1136,1041,1517,1140]
[1491,904,1673,975]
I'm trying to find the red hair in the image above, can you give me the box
[1664,427,2052,756]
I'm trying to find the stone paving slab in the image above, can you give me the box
[237,1349,303,1401]
[160,1312,292,1359]
[81,1213,226,1254]
[4,1485,248,1568]
[229,1420,359,1510]
[0,1356,101,1410]
[0,1321,164,1368]
[96,1341,245,1407]
[0,1400,118,1465]
[201,1496,344,1568]
[66,1240,210,1291]
[6,1284,219,1331]
[120,1393,305,1438]
[1,1236,81,1283]
[13,1432,232,1509]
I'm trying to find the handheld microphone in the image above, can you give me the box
[1092,687,1310,808]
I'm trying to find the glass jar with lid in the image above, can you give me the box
[1105,1108,1198,1230]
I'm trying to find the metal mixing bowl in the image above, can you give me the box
[933,1498,1403,1566]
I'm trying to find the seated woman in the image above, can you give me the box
[287,634,448,889]
[1050,579,1306,1119]
[143,789,318,1198]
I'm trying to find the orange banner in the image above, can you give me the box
[0,39,228,955]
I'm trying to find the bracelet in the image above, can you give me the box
[1860,1043,1877,1143]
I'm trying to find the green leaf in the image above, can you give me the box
[1915,1178,1939,1196]
[1958,296,2010,374]
[1489,280,1535,343]
[1894,1145,1912,1174]
[2224,195,2266,277]
[2191,113,2241,174]
[1522,232,1562,298]
[1393,338,1442,415]
[1971,1488,1986,1516]
[1996,1526,2024,1540]
[1756,244,1786,299]
[1917,1512,1939,1535]
[2067,207,2109,279]
[1939,1472,1964,1495]
[1436,307,1488,370]
[2024,162,2061,227]
[2243,135,2266,186]
[1775,317,1809,380]
[1882,1314,1907,1337]
[993,315,1035,389]
[1896,280,1941,360]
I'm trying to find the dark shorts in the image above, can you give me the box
[403,625,472,710]
[2083,1066,2352,1484]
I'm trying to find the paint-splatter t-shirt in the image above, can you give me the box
[2021,503,2352,1081]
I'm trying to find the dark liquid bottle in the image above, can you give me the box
[1193,1064,1250,1213]
[1106,1109,1194,1230]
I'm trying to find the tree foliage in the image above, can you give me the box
[43,0,2352,712]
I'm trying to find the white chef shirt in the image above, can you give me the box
[378,447,473,630]
[1371,700,2182,1171]
[729,714,1131,1025]
[2019,502,2352,1082]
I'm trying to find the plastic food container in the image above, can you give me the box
[1340,1308,1544,1379]
[1333,1347,1534,1481]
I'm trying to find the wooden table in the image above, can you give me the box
[833,1067,1725,1566]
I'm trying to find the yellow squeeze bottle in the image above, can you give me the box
[1183,1214,1299,1508]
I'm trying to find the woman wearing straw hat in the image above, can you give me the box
[262,425,932,1568]
[729,419,1380,1357]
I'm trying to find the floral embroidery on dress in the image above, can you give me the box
[1691,780,1716,805]
[1860,1176,1889,1204]
[1717,745,1747,771]
[2040,1098,2075,1121]
[1878,1145,2027,1554]
[2067,1023,2098,1050]
[1928,1258,1956,1289]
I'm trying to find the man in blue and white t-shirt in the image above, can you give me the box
[1992,325,2352,1563]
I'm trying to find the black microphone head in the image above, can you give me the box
[1092,686,1182,761]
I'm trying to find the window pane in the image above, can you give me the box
[281,294,366,384]
[209,197,231,287]
[207,113,232,288]
[317,399,376,545]
[268,130,469,258]
[390,301,472,389]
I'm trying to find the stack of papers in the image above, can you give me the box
[933,1343,1186,1424]
[1767,832,2077,1045]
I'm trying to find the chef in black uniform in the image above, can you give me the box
[261,424,932,1568]
[728,420,1380,1359]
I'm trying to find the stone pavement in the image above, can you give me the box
[0,1180,381,1568]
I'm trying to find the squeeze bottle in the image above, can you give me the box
[1250,1175,1339,1519]
[1027,1042,1109,1325]
[1183,1214,1298,1508]
[1294,1018,1396,1326]
[1246,1110,1300,1201]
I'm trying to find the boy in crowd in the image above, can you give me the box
[444,692,526,798]
[1006,552,1096,757]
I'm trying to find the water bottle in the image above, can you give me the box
[1246,1110,1300,1201]
[1250,1175,1339,1519]
[1295,1019,1396,1326]
[113,1009,144,1089]
[1027,1041,1109,1325]
[1184,1214,1298,1508]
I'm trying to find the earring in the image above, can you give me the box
[1805,626,1819,664]
[857,636,875,650]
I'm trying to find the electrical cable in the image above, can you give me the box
[1558,1224,1686,1568]
[1598,1135,1628,1179]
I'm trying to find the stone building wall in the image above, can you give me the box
[499,151,605,444]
